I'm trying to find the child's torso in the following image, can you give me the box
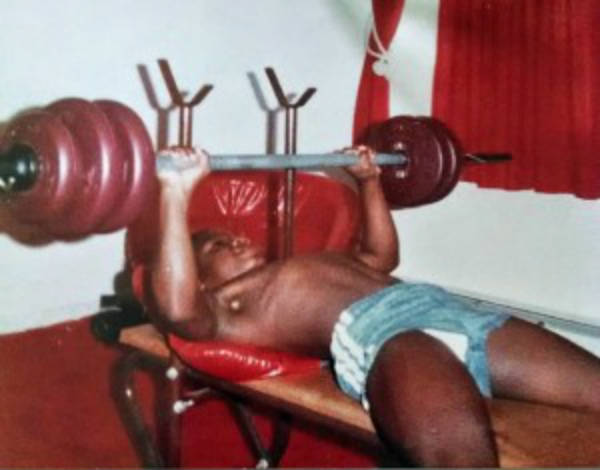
[210,252,397,357]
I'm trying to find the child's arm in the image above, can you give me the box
[149,148,217,340]
[345,145,400,273]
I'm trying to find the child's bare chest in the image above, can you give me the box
[213,255,392,355]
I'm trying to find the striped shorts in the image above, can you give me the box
[330,282,509,410]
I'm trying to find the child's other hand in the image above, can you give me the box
[342,145,381,182]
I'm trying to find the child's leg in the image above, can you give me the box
[366,330,498,467]
[488,318,600,412]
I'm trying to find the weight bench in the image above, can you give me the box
[114,322,600,468]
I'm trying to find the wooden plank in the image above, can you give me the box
[245,369,374,433]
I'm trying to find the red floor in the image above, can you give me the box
[0,316,378,467]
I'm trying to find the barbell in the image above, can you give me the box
[0,97,507,240]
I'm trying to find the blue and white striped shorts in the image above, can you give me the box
[330,282,509,410]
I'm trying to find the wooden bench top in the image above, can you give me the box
[120,324,600,468]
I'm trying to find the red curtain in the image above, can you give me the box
[353,0,405,144]
[433,0,600,199]
[354,0,600,200]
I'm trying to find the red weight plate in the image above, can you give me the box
[416,117,460,204]
[429,119,463,202]
[414,117,450,205]
[0,110,81,224]
[94,100,156,232]
[44,98,121,238]
[370,116,445,208]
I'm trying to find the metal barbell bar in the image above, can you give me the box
[155,152,406,173]
[0,149,405,195]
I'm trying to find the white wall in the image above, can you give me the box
[393,185,600,325]
[1,0,598,353]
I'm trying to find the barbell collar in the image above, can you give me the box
[156,152,407,173]
[0,144,39,193]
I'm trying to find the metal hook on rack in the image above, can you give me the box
[264,67,316,155]
[264,67,317,258]
[137,64,188,150]
[157,58,214,146]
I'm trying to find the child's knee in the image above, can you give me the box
[371,404,497,467]
[366,332,498,466]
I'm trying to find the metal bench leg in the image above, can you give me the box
[111,349,167,467]
[113,349,293,468]
[229,401,292,468]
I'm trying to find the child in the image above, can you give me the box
[150,146,600,467]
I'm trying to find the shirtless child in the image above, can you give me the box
[150,146,600,467]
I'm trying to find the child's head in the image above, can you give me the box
[192,230,266,289]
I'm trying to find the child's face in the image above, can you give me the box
[194,231,266,288]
